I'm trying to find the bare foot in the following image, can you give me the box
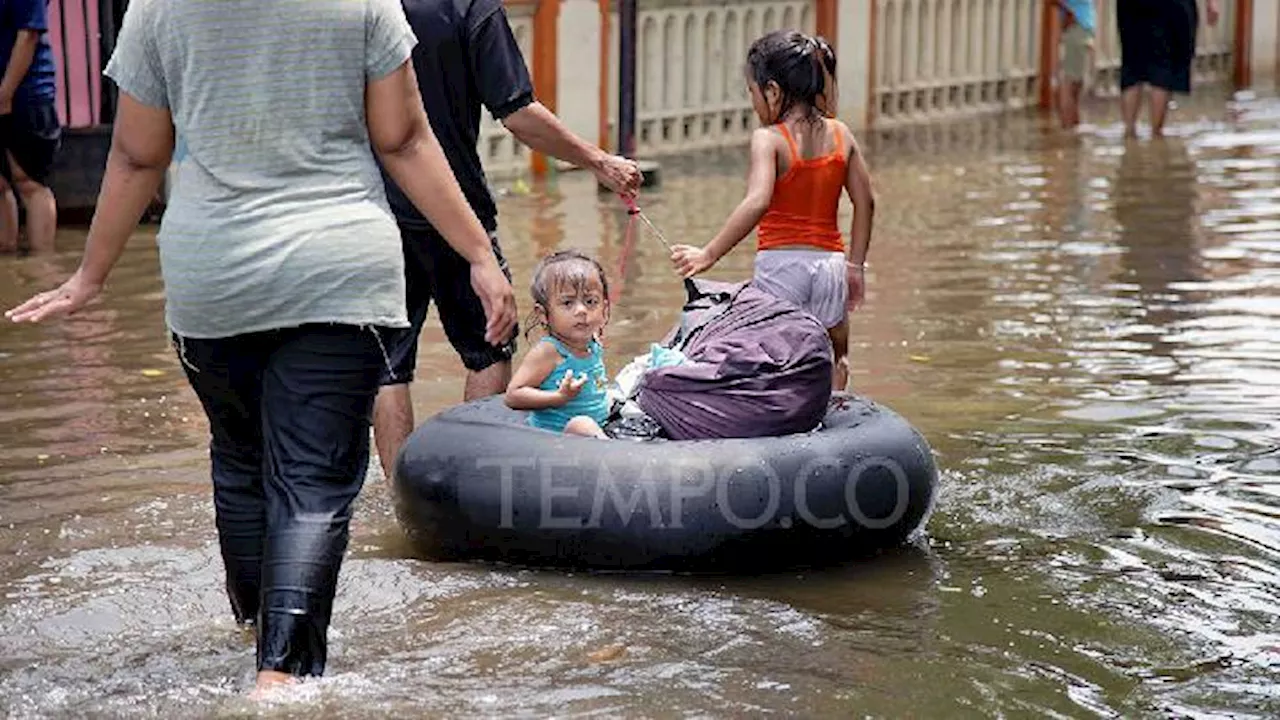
[249,670,297,700]
[587,643,627,662]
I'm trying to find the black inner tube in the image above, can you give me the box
[392,394,939,572]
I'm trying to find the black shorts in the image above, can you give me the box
[379,223,518,385]
[0,103,61,187]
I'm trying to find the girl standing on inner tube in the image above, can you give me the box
[669,30,876,392]
[505,250,612,438]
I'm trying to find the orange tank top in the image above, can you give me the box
[756,119,847,253]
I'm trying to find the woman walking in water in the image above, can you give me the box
[7,0,516,695]
[1117,0,1220,137]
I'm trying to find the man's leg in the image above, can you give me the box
[372,228,517,477]
[371,224,433,481]
[434,230,517,401]
[464,359,512,401]
[7,152,57,253]
[0,172,18,253]
[373,383,414,480]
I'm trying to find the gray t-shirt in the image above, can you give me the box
[105,0,417,338]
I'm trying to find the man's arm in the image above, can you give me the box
[469,1,640,194]
[0,31,40,113]
[502,103,639,194]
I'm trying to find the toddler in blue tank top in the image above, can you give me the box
[505,250,611,437]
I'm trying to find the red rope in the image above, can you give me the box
[612,207,639,305]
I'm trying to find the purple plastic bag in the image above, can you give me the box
[635,279,834,440]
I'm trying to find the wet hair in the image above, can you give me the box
[816,35,836,77]
[746,30,834,122]
[525,250,611,339]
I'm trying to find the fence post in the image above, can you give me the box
[531,0,561,177]
[1235,0,1254,87]
[1037,0,1059,111]
[598,0,612,151]
[816,0,837,43]
[617,0,637,158]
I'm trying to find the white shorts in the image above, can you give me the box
[752,249,848,329]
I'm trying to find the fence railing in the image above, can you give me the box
[872,0,1044,127]
[604,0,818,158]
[48,0,1244,175]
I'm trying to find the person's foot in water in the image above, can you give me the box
[249,670,298,699]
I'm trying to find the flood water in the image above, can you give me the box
[3,89,1280,717]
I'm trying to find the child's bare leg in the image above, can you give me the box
[565,416,607,438]
[827,321,850,392]
[1058,79,1082,129]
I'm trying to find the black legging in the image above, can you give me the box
[176,324,386,676]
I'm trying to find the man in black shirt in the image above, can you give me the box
[374,0,641,477]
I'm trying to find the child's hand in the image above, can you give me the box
[670,245,712,278]
[846,263,866,312]
[556,370,588,402]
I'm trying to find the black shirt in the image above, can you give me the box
[382,0,535,233]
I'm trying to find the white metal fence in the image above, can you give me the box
[475,0,1239,176]
[605,0,817,157]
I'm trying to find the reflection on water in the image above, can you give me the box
[2,90,1280,717]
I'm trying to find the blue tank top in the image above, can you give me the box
[528,337,610,432]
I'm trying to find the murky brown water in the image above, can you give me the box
[3,88,1280,717]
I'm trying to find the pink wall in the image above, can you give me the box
[46,0,102,128]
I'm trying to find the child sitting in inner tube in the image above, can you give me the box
[669,30,876,393]
[505,250,612,438]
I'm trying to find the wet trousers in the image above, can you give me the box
[174,324,387,676]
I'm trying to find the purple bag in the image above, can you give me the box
[635,279,834,440]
